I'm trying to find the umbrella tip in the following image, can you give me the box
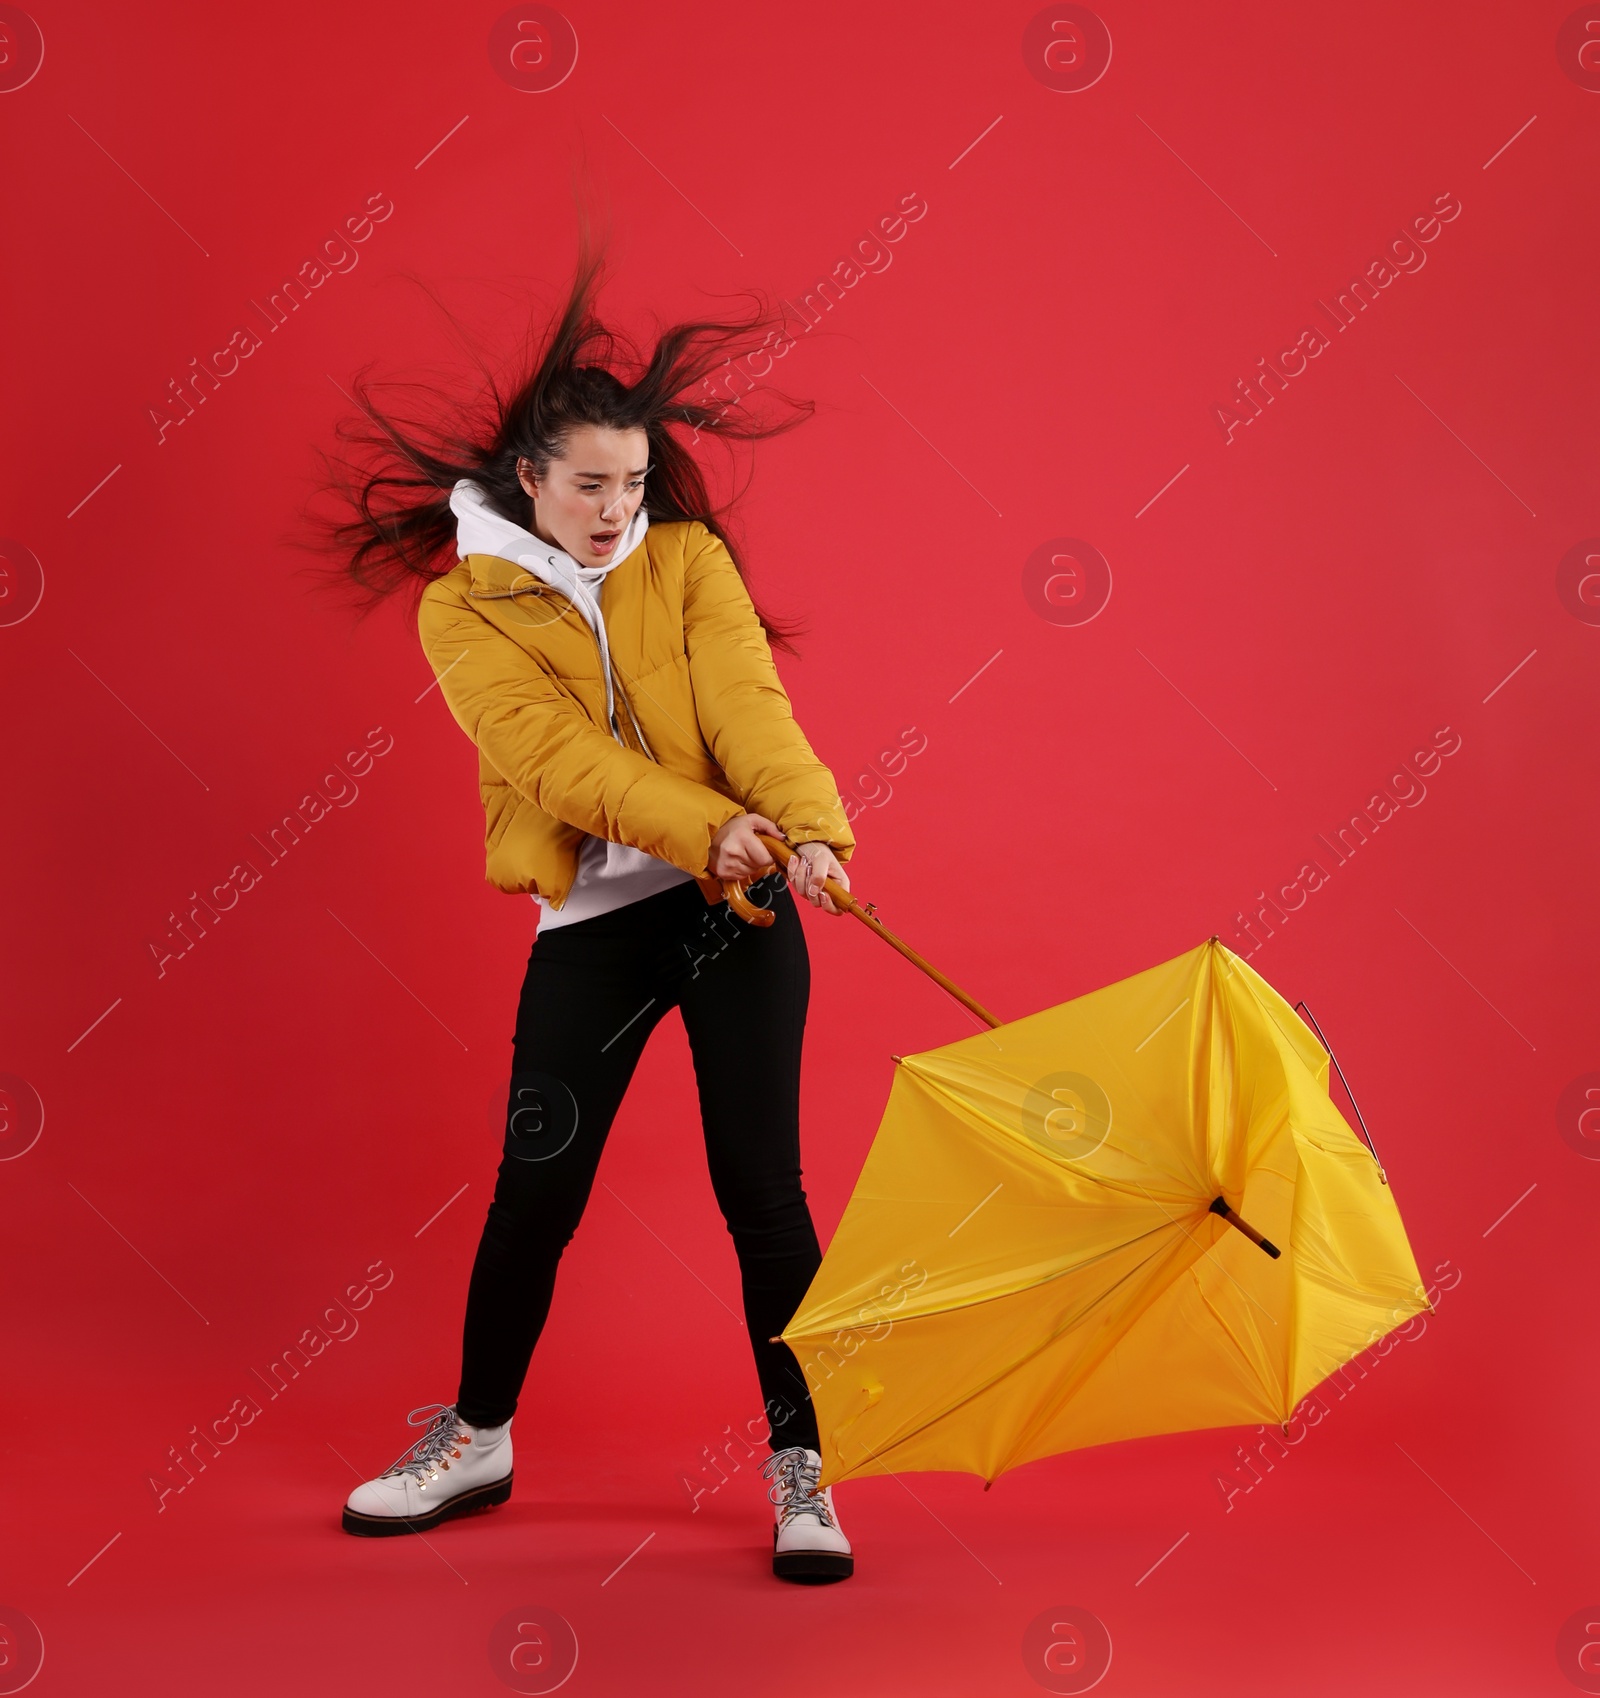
[983,1478,993,1492]
[891,1053,902,1064]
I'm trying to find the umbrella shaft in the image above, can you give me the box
[747,833,1003,1029]
[1209,1196,1282,1259]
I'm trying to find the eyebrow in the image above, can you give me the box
[573,466,650,477]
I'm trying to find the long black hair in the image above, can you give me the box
[304,216,814,652]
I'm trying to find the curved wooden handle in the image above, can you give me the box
[719,834,832,927]
[725,876,777,926]
[718,834,796,926]
[720,833,1003,1028]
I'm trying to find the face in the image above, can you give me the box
[517,425,650,565]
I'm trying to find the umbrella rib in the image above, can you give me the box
[814,1212,1182,1333]
[900,1063,1203,1208]
[988,1181,1286,1477]
[828,1228,1187,1479]
[1229,970,1381,1179]
[1134,1179,1291,1421]
[833,1190,1276,1341]
[1292,998,1386,1176]
[930,1195,1284,1473]
[1187,1260,1285,1412]
[826,1203,1278,1483]
[1131,1181,1279,1332]
[981,1227,1218,1480]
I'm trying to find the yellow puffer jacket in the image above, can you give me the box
[417,518,855,911]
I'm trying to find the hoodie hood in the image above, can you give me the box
[449,477,651,750]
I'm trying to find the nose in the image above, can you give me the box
[600,491,628,522]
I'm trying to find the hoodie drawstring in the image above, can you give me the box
[448,477,651,757]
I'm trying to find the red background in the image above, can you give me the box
[3,1,1598,1693]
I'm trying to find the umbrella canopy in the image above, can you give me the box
[776,935,1428,1488]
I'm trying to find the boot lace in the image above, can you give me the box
[382,1403,469,1483]
[760,1446,837,1528]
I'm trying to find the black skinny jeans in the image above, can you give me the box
[455,869,823,1454]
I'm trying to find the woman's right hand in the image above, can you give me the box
[707,812,783,882]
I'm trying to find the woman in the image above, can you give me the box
[314,237,858,1582]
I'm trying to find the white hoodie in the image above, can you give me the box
[450,477,697,930]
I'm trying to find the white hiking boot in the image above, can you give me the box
[761,1445,854,1581]
[341,1403,513,1537]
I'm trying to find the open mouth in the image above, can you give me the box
[589,530,620,552]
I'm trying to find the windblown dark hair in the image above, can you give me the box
[303,223,814,652]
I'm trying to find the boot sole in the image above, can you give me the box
[341,1470,513,1538]
[772,1530,854,1582]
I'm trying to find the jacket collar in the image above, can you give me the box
[465,549,556,600]
[452,478,649,601]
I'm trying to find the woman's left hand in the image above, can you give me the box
[787,841,850,916]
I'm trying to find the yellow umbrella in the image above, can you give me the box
[728,840,1430,1489]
